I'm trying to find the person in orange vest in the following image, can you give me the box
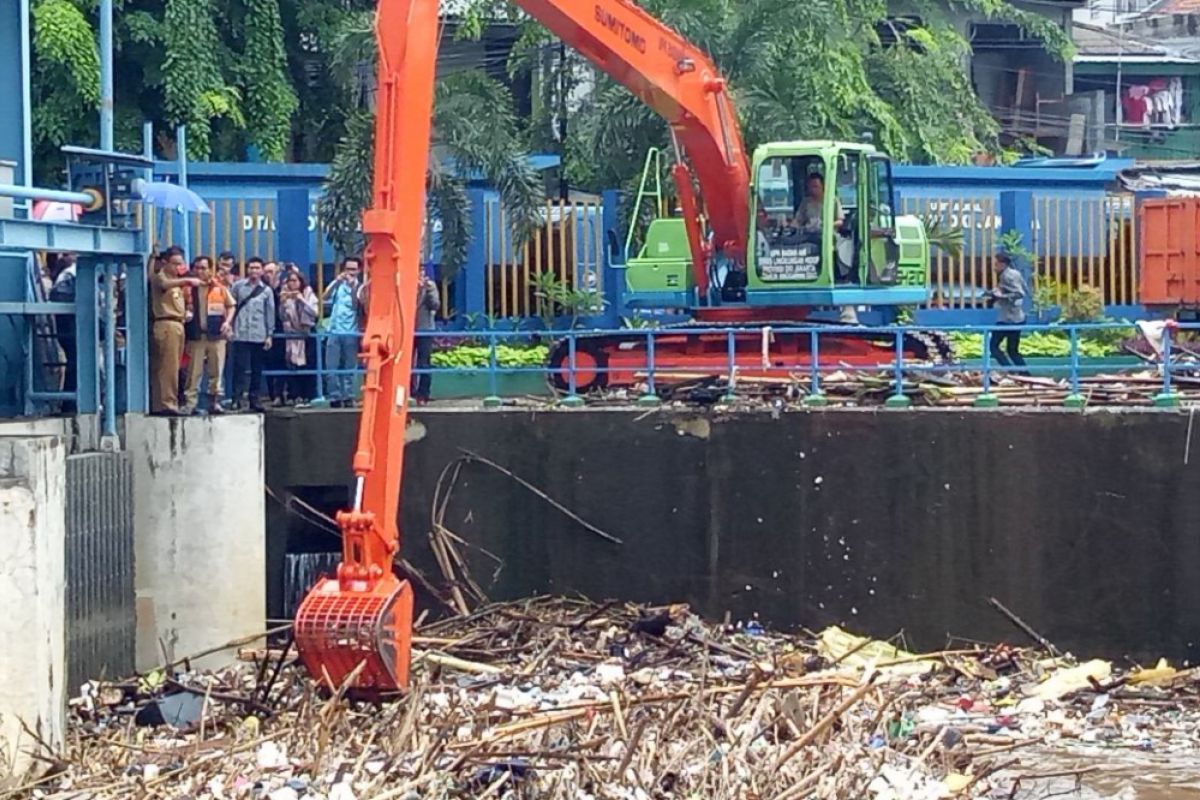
[182,256,235,414]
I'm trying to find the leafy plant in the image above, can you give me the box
[530,272,607,329]
[1033,276,1064,318]
[948,330,1121,359]
[432,344,548,370]
[919,214,964,260]
[1059,285,1104,323]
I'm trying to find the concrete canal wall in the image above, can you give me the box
[266,408,1200,663]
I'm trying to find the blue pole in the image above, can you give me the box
[560,331,584,407]
[803,330,827,406]
[99,0,113,151]
[75,259,99,414]
[1153,326,1180,407]
[103,263,117,438]
[724,330,736,401]
[313,331,326,404]
[885,329,911,408]
[176,125,189,257]
[637,330,660,406]
[1064,325,1086,408]
[19,0,31,188]
[977,328,998,407]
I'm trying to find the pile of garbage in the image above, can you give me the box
[20,598,1200,799]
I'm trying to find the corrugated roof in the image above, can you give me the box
[1073,21,1173,55]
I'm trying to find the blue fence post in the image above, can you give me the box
[1064,325,1086,408]
[461,188,488,318]
[75,257,99,414]
[722,329,737,402]
[276,188,311,270]
[560,331,585,407]
[976,328,998,407]
[483,331,501,408]
[1154,324,1181,407]
[310,330,328,407]
[601,188,625,325]
[885,329,911,408]
[803,329,827,406]
[999,190,1036,319]
[124,257,148,413]
[638,330,660,406]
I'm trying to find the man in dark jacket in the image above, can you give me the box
[990,252,1028,370]
[413,265,440,404]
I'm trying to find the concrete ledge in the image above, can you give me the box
[128,415,265,670]
[0,436,66,776]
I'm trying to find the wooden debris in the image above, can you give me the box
[36,598,1200,799]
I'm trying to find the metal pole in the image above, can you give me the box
[19,0,32,187]
[978,328,998,407]
[803,329,827,406]
[637,330,660,406]
[885,329,911,408]
[102,263,118,445]
[176,124,189,257]
[1064,326,1085,408]
[0,184,95,205]
[99,0,113,151]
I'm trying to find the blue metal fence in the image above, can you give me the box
[240,321,1193,409]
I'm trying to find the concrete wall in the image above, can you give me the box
[267,408,1200,662]
[128,415,265,670]
[0,436,66,776]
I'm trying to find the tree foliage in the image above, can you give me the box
[318,15,542,277]
[241,0,300,160]
[461,0,1072,192]
[27,0,332,180]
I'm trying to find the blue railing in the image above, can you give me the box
[250,321,1194,409]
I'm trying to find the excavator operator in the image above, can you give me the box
[792,173,844,239]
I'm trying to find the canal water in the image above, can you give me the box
[1014,749,1200,799]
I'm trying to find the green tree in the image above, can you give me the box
[318,15,542,279]
[241,0,299,160]
[28,0,313,179]
[461,0,1071,192]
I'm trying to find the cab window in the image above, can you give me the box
[868,156,896,229]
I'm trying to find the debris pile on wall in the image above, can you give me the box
[29,598,1200,799]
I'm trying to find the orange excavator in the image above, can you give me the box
[295,0,940,693]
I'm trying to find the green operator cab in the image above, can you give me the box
[623,141,930,310]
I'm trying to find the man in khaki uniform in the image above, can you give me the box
[182,256,234,414]
[150,247,200,415]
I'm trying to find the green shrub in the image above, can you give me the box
[432,344,549,370]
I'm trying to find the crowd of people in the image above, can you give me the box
[147,250,440,417]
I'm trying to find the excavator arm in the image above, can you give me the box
[515,0,752,292]
[293,0,439,693]
[294,0,752,694]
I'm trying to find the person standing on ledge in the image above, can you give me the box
[150,247,201,416]
[990,251,1028,372]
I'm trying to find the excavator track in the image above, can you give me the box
[546,321,955,396]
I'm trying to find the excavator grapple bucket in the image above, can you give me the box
[294,575,413,693]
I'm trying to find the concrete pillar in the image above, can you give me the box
[0,436,66,776]
[127,415,265,670]
[462,188,488,316]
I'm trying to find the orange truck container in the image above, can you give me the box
[1140,196,1200,309]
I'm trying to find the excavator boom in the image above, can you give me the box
[515,0,751,269]
[293,0,438,693]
